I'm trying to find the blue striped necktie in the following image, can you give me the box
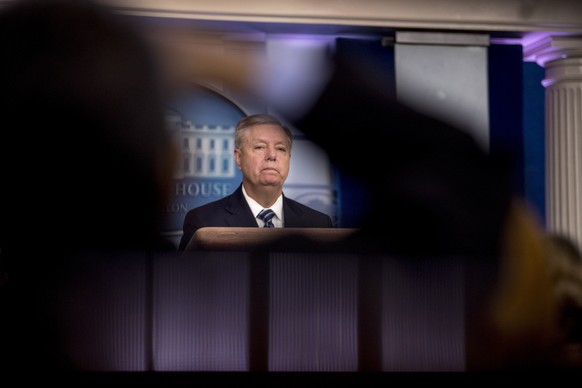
[257,208,275,228]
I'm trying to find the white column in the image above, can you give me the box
[525,36,582,249]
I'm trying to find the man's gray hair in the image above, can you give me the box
[234,113,293,150]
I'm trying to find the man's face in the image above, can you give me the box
[234,124,291,191]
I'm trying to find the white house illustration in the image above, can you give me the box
[166,110,236,179]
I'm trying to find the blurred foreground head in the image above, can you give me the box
[267,39,564,368]
[0,0,177,258]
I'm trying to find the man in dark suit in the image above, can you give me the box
[178,113,333,251]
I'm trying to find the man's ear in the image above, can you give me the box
[234,148,242,170]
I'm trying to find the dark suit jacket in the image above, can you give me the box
[178,183,334,251]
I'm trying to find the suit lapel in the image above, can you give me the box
[282,196,303,227]
[224,184,259,227]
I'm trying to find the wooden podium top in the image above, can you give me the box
[185,227,359,252]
